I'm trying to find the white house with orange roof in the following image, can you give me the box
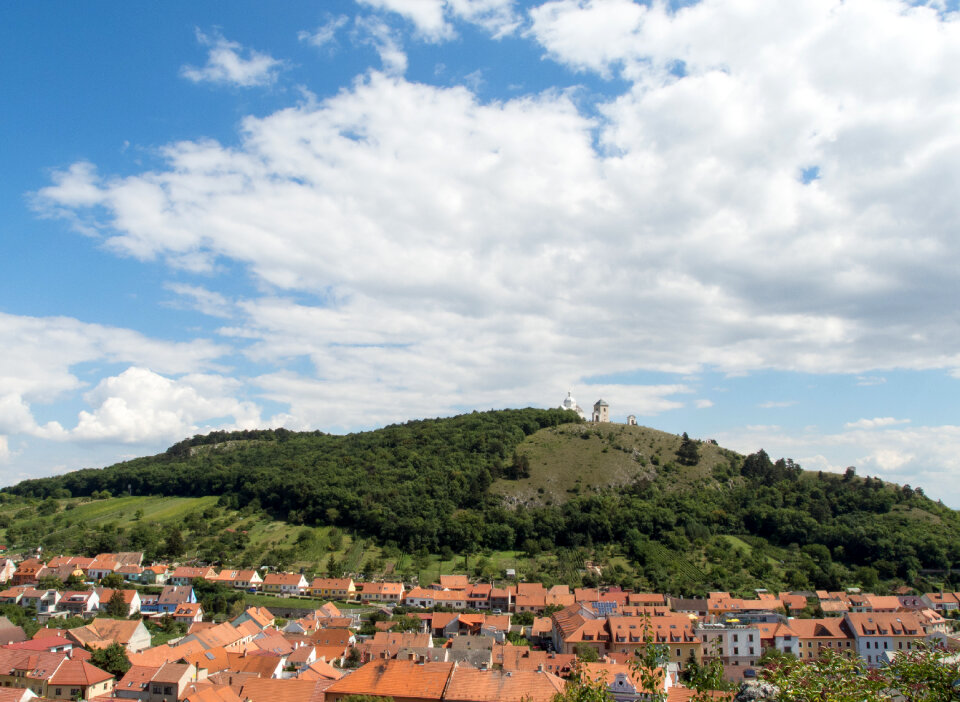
[844,611,929,667]
[262,572,308,596]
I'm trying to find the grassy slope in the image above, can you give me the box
[492,422,730,505]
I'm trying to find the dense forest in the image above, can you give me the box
[6,408,960,595]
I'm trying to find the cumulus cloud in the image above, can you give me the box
[72,367,262,444]
[759,401,798,409]
[0,437,8,463]
[181,30,283,87]
[695,399,714,409]
[0,311,230,456]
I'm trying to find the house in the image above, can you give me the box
[361,581,405,604]
[47,659,115,700]
[177,620,258,652]
[67,618,152,653]
[0,649,66,696]
[443,667,566,702]
[138,662,205,701]
[58,590,100,617]
[466,584,491,610]
[153,585,197,614]
[695,622,762,668]
[12,559,44,586]
[324,659,454,702]
[173,603,204,624]
[87,554,120,581]
[211,569,263,591]
[921,592,960,612]
[489,587,512,613]
[231,607,275,631]
[139,565,170,585]
[170,566,216,586]
[438,575,469,591]
[19,589,61,615]
[115,565,144,583]
[261,572,308,596]
[309,578,355,600]
[844,612,929,667]
[0,586,28,605]
[404,587,438,609]
[4,635,73,653]
[781,618,856,660]
[95,588,141,616]
[237,678,329,702]
[580,661,670,702]
[231,570,263,591]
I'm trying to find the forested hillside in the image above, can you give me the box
[7,408,960,595]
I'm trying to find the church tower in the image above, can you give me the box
[592,399,609,423]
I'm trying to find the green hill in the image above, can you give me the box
[5,408,960,596]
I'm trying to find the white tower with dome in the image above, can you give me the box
[560,391,585,420]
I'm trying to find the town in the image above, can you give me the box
[0,549,956,701]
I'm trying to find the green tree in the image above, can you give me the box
[163,526,186,558]
[88,642,131,678]
[761,650,887,702]
[676,433,700,467]
[573,644,600,663]
[100,572,125,589]
[884,642,960,701]
[37,575,64,591]
[105,589,129,617]
[553,660,612,702]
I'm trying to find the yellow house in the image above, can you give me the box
[310,577,356,600]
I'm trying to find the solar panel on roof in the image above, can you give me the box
[593,601,617,616]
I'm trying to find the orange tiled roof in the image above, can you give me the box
[240,678,327,702]
[324,659,453,700]
[49,659,113,686]
[444,668,565,702]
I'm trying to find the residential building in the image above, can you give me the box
[47,660,115,700]
[310,578,356,600]
[261,572,308,596]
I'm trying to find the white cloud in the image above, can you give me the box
[695,399,714,409]
[844,417,911,429]
[181,30,282,88]
[856,375,887,386]
[359,0,453,41]
[528,0,645,76]
[0,311,229,458]
[164,283,234,318]
[72,367,261,444]
[0,437,9,463]
[358,0,519,41]
[299,15,350,49]
[759,400,798,409]
[356,17,409,75]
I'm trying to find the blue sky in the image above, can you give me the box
[3,0,960,505]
